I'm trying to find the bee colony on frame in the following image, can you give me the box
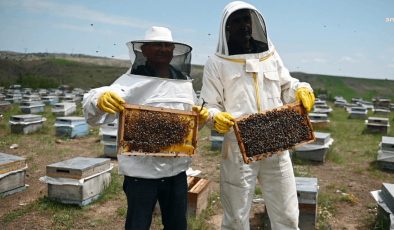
[118,104,198,157]
[233,102,315,164]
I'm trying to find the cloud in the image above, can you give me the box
[300,57,328,63]
[338,56,357,63]
[19,0,152,29]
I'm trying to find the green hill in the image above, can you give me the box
[0,51,393,101]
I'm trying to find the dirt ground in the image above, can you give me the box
[0,125,392,230]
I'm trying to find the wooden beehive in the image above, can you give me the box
[0,152,27,196]
[187,176,211,216]
[0,152,26,174]
[118,104,198,157]
[46,157,111,180]
[233,102,315,164]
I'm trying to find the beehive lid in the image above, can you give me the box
[46,157,110,179]
[351,107,367,112]
[377,150,394,162]
[313,132,331,145]
[295,177,318,193]
[118,104,198,157]
[367,117,389,125]
[0,152,26,174]
[308,113,328,119]
[10,114,43,122]
[382,136,394,146]
[233,102,315,164]
[55,116,86,125]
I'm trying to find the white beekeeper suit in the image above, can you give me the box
[82,27,195,179]
[200,1,313,229]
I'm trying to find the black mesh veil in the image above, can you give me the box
[126,41,192,78]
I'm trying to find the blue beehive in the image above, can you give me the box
[55,116,89,138]
[210,130,224,151]
[42,95,59,105]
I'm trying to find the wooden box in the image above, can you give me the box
[0,152,27,197]
[296,177,318,229]
[187,176,211,216]
[0,170,26,197]
[0,152,26,174]
[46,157,111,179]
[47,170,111,206]
[118,104,198,157]
[233,102,315,164]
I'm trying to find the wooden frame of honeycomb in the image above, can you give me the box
[118,104,198,157]
[233,102,315,164]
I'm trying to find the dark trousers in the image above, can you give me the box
[123,171,188,230]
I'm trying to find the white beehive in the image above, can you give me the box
[42,157,112,206]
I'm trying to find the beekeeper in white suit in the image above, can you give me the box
[200,1,315,230]
[83,26,208,230]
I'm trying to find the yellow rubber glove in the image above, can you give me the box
[192,105,209,124]
[296,87,315,112]
[97,91,125,114]
[213,112,235,134]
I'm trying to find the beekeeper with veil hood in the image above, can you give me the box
[200,1,315,229]
[83,26,208,230]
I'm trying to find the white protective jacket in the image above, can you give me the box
[83,73,195,178]
[200,1,309,229]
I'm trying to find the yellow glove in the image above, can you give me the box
[192,105,209,124]
[213,112,235,134]
[97,91,125,114]
[296,87,315,112]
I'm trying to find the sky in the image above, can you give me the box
[1,0,394,80]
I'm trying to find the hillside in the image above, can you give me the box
[0,51,393,101]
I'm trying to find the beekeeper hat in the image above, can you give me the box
[128,26,191,55]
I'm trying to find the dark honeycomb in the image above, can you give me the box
[123,110,191,153]
[237,108,312,157]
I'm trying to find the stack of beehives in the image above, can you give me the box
[100,121,118,158]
